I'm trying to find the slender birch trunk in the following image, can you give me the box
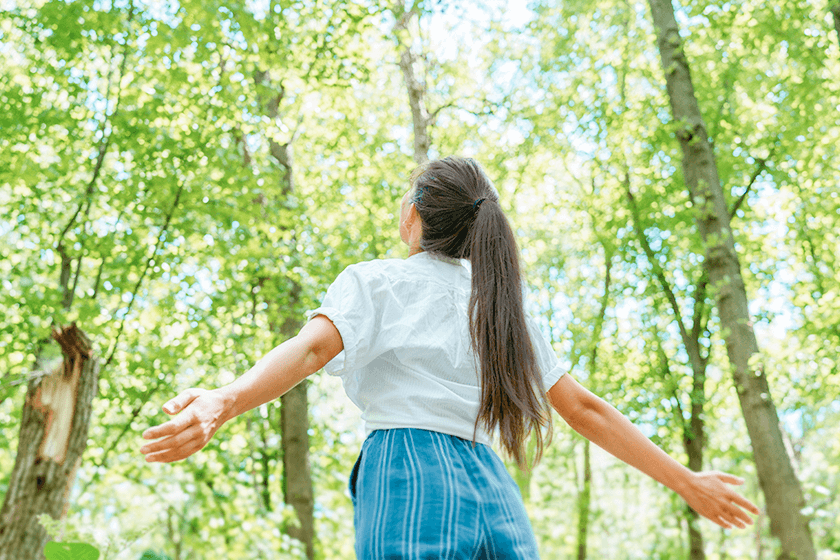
[646,2,816,558]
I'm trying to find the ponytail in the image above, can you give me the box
[411,157,552,469]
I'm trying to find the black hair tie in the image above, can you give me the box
[473,198,486,211]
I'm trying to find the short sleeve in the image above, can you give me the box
[305,264,384,376]
[526,315,566,390]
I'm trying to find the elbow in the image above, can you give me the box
[564,396,603,434]
[300,337,330,375]
[297,315,343,373]
[547,375,608,435]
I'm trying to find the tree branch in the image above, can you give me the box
[55,0,136,304]
[831,4,840,47]
[729,156,768,219]
[654,335,689,434]
[91,192,133,300]
[623,174,692,346]
[90,256,106,300]
[689,270,708,345]
[55,73,114,252]
[589,252,613,372]
[61,198,95,310]
[104,181,185,367]
[426,100,457,125]
[80,377,167,494]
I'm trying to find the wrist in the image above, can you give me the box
[672,468,698,498]
[212,386,239,425]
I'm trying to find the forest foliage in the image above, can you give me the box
[1,0,839,558]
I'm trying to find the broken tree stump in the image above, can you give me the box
[0,324,100,560]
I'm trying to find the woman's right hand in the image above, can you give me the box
[679,471,761,529]
[140,388,230,463]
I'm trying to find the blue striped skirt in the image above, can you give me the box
[349,428,540,559]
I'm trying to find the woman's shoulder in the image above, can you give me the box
[333,258,409,292]
[342,257,407,278]
[342,253,469,289]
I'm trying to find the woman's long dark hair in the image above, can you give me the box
[410,156,552,469]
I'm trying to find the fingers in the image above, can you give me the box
[143,439,203,463]
[162,388,204,415]
[724,505,752,529]
[140,389,217,462]
[709,508,747,530]
[142,389,204,440]
[688,471,761,530]
[142,413,197,440]
[140,424,203,463]
[717,471,762,521]
[717,471,745,486]
[710,493,759,530]
[714,516,734,530]
[731,492,762,516]
[140,424,195,455]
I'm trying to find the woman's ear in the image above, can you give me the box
[407,202,424,230]
[406,201,418,224]
[405,202,423,253]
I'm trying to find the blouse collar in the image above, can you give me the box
[410,251,467,268]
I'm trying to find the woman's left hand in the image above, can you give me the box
[140,388,229,463]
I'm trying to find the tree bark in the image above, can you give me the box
[646,2,816,559]
[576,439,591,560]
[393,1,430,164]
[257,414,274,512]
[272,122,314,560]
[684,360,706,560]
[831,4,840,48]
[280,376,313,559]
[575,246,612,560]
[626,183,708,560]
[251,69,315,559]
[0,324,99,560]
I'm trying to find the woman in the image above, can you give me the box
[141,157,759,558]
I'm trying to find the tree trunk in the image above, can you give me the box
[627,182,709,560]
[273,142,314,560]
[646,2,816,559]
[685,357,707,560]
[393,1,430,165]
[252,68,315,559]
[257,415,274,512]
[576,439,591,560]
[0,324,99,560]
[575,247,612,560]
[831,4,840,47]
[281,378,313,559]
[273,138,314,560]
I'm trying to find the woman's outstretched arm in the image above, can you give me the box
[140,315,343,463]
[547,373,761,529]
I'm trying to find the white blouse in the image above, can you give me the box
[306,251,566,446]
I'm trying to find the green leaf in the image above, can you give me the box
[139,550,172,560]
[43,542,100,560]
